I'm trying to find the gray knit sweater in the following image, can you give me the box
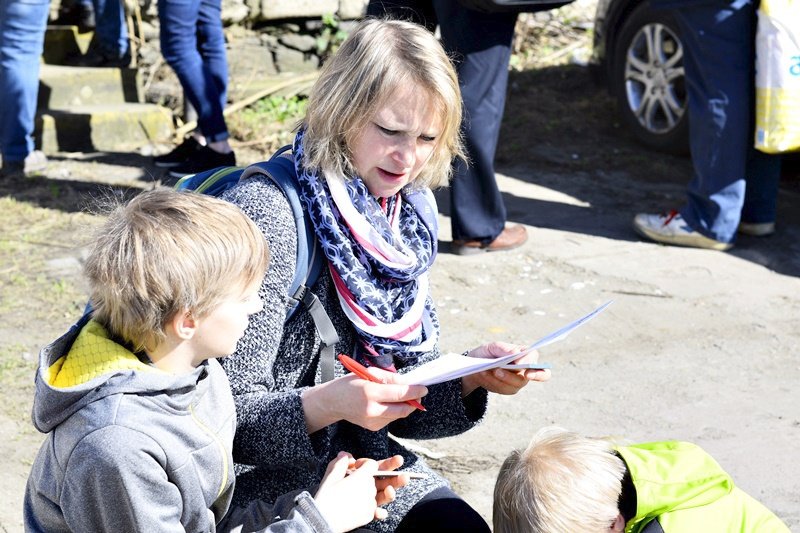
[220,175,489,532]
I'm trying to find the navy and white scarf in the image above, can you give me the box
[293,129,439,370]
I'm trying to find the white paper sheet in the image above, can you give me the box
[402,301,612,386]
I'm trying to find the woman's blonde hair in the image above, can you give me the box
[493,427,626,533]
[302,17,464,189]
[84,188,269,353]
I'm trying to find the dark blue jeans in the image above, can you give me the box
[91,0,129,57]
[668,0,781,242]
[158,0,229,142]
[0,0,49,163]
[71,0,128,56]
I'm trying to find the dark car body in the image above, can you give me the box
[592,0,689,154]
[459,0,573,12]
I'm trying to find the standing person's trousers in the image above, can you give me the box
[0,0,49,163]
[665,0,781,242]
[90,0,129,58]
[158,0,230,142]
[435,1,516,243]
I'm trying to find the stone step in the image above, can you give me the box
[43,25,93,65]
[36,103,173,154]
[39,65,141,109]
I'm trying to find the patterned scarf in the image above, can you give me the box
[293,129,439,370]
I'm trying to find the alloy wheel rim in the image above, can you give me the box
[623,22,686,134]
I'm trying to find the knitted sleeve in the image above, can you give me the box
[220,178,325,468]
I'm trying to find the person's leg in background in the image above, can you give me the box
[739,147,781,235]
[433,0,527,254]
[57,0,96,31]
[89,0,130,64]
[196,0,230,142]
[0,0,49,179]
[634,0,780,248]
[156,0,234,175]
[678,0,752,243]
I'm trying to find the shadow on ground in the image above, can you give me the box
[0,173,143,213]
[0,151,172,213]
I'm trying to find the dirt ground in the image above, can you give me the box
[2,4,799,531]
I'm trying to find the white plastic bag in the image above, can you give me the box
[754,0,800,153]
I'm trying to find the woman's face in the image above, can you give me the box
[350,86,443,198]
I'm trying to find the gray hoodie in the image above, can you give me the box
[24,316,334,533]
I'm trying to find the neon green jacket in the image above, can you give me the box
[616,441,788,533]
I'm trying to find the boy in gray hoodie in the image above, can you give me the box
[24,188,407,533]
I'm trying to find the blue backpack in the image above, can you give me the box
[175,146,338,381]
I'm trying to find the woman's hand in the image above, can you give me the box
[314,452,379,532]
[460,342,551,398]
[302,370,428,433]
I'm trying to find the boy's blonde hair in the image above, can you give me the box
[493,427,626,533]
[302,17,464,189]
[84,188,269,353]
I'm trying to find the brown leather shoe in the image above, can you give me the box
[452,224,528,255]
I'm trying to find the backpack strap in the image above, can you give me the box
[174,165,245,195]
[241,147,339,382]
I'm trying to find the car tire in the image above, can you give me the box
[611,1,688,154]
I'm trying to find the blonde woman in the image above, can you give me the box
[220,18,549,531]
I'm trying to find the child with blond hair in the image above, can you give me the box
[493,426,788,533]
[24,188,407,532]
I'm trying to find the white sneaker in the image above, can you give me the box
[0,150,47,179]
[738,221,775,237]
[633,210,732,251]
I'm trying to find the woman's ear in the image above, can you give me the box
[169,310,198,341]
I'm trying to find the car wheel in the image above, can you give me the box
[611,2,688,154]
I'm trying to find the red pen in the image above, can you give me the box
[338,353,426,412]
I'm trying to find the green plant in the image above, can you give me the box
[316,13,349,59]
[251,95,308,123]
[229,94,308,149]
[48,182,60,198]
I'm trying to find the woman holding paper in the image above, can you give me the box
[219,18,549,532]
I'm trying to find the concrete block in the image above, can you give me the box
[227,40,279,100]
[38,65,141,109]
[279,33,317,53]
[339,0,368,19]
[37,103,173,154]
[43,25,93,65]
[222,1,249,24]
[274,46,319,74]
[259,0,338,20]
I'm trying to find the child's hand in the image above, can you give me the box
[314,452,380,532]
[355,454,409,513]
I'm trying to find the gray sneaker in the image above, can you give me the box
[0,150,48,179]
[633,210,732,251]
